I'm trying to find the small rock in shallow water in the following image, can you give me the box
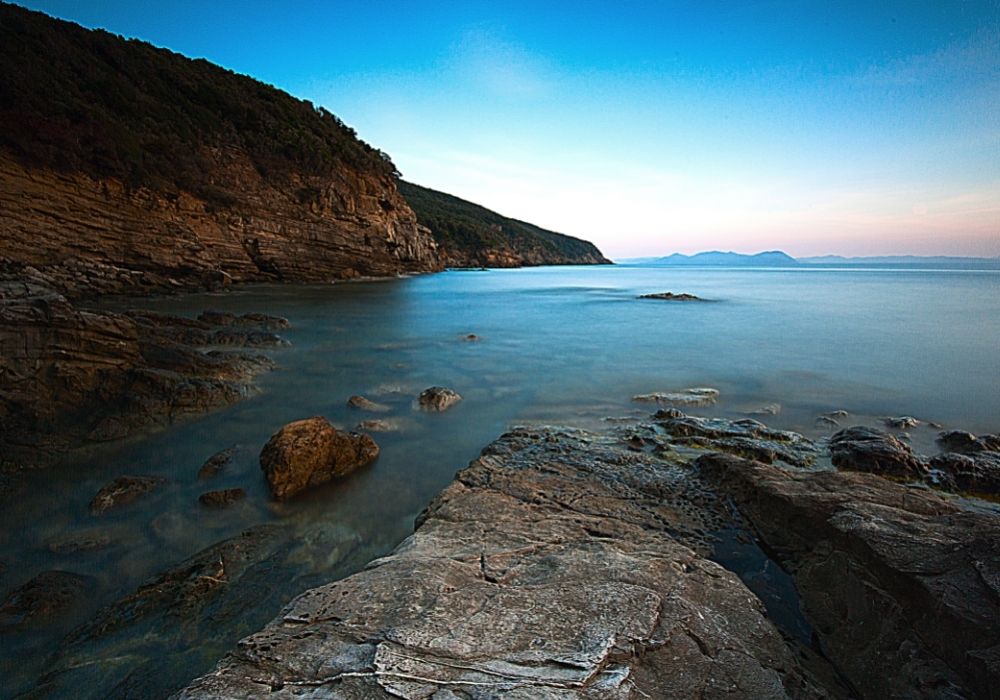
[198,488,246,508]
[744,403,781,417]
[259,417,379,500]
[638,291,703,301]
[461,333,481,341]
[418,386,462,411]
[197,447,235,480]
[815,415,840,428]
[653,407,686,420]
[633,387,719,407]
[89,475,167,516]
[46,531,113,554]
[346,394,389,412]
[355,419,397,433]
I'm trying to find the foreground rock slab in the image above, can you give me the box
[259,416,379,500]
[181,427,828,699]
[699,452,1000,699]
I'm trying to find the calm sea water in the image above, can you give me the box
[2,264,999,696]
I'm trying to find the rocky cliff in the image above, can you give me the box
[397,180,612,268]
[0,4,440,299]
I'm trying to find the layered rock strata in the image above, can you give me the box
[0,153,441,301]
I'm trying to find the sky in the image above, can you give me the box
[14,0,1000,258]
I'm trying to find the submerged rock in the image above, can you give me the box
[828,426,927,480]
[632,387,719,406]
[882,416,920,430]
[417,386,462,411]
[197,447,236,480]
[181,427,829,699]
[89,475,167,515]
[699,452,1000,699]
[0,570,93,631]
[638,291,703,301]
[346,394,390,412]
[355,419,398,433]
[198,488,246,508]
[259,417,379,500]
[46,530,113,554]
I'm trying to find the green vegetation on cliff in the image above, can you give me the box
[0,3,395,202]
[397,180,610,267]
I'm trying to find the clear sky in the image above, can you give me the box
[14,0,1000,258]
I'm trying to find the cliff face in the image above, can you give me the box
[397,180,611,268]
[0,151,440,299]
[0,4,440,297]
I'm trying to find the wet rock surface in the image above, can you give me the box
[632,386,719,406]
[828,426,927,479]
[418,385,463,411]
[89,475,167,515]
[259,417,380,500]
[0,276,287,468]
[181,426,832,699]
[197,447,236,480]
[699,452,1000,699]
[346,394,390,412]
[198,488,246,508]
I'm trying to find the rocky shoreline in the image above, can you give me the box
[0,268,290,473]
[154,409,994,699]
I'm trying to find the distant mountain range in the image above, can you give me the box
[622,251,1000,267]
[625,251,799,266]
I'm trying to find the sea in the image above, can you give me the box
[2,263,999,696]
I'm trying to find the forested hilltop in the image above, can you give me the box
[0,2,393,203]
[398,180,611,268]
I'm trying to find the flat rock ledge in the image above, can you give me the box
[181,426,826,699]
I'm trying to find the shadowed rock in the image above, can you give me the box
[699,452,1000,699]
[0,570,93,631]
[929,452,1000,497]
[197,447,236,480]
[89,475,167,515]
[198,488,246,508]
[259,417,379,500]
[828,426,927,480]
[418,386,462,411]
[937,430,1000,454]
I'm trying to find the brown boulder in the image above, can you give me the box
[0,570,93,631]
[197,447,235,480]
[259,417,378,500]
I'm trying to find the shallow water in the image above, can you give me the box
[2,264,999,696]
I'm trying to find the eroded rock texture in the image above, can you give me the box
[699,453,1000,699]
[0,276,282,466]
[181,427,829,699]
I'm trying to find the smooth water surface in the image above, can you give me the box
[2,264,999,695]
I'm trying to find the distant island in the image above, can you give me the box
[625,250,799,266]
[622,251,1000,268]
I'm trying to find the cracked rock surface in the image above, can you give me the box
[180,426,830,699]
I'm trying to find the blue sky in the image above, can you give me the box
[16,0,1000,257]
